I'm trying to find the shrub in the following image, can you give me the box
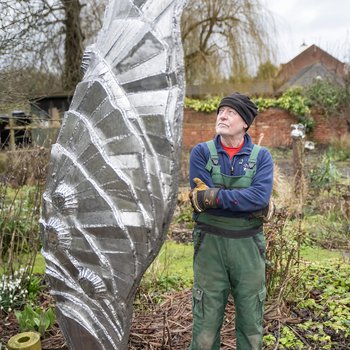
[304,78,347,116]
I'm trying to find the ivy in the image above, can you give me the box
[184,96,221,113]
[185,88,310,116]
[275,88,310,117]
[184,87,315,132]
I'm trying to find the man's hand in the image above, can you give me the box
[189,178,220,213]
[250,200,275,223]
[192,177,209,191]
[262,200,274,223]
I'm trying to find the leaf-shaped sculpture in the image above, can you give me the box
[40,1,187,349]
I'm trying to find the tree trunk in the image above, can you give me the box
[63,0,84,92]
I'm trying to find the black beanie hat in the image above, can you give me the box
[217,92,258,129]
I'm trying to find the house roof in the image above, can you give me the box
[278,62,345,91]
[275,44,346,91]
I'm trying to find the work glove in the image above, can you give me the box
[262,200,275,223]
[250,200,275,223]
[189,178,220,213]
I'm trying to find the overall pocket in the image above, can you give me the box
[252,232,266,261]
[256,287,267,324]
[192,227,205,260]
[192,288,204,318]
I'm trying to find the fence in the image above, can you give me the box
[1,108,61,151]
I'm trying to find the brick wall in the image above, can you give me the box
[182,107,349,151]
[309,110,349,143]
[182,109,216,150]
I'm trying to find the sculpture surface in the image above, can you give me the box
[40,1,187,348]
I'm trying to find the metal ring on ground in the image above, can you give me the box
[7,332,41,350]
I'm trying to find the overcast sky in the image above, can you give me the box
[264,0,350,64]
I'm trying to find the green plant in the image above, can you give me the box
[290,262,350,347]
[263,333,276,348]
[309,153,341,190]
[15,304,56,336]
[327,135,350,161]
[173,202,194,229]
[279,326,304,348]
[26,274,44,301]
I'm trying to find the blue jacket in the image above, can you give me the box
[189,134,274,216]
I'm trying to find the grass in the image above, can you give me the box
[32,253,46,275]
[32,241,343,286]
[141,240,193,291]
[300,245,342,262]
[31,240,194,288]
[156,241,193,277]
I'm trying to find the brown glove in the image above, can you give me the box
[263,200,275,223]
[192,178,209,191]
[250,200,275,223]
[189,178,220,213]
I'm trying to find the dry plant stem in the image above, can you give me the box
[129,289,238,350]
[5,187,21,274]
[0,149,44,278]
[273,320,281,350]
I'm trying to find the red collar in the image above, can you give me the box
[221,140,244,159]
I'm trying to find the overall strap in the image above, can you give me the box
[204,140,223,185]
[244,144,261,178]
[205,140,219,171]
[196,142,264,237]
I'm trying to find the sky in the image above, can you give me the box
[263,0,350,65]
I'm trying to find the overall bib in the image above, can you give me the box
[190,141,266,350]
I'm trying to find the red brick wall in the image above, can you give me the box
[182,109,216,150]
[182,107,349,150]
[310,111,349,143]
[249,108,297,147]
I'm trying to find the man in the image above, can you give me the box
[188,92,274,350]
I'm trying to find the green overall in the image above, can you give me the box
[190,141,266,350]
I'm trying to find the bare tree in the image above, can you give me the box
[0,0,106,106]
[181,0,276,85]
[62,0,85,91]
[0,0,274,103]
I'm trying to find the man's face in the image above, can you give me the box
[215,106,247,137]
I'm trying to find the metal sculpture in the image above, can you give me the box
[40,1,187,348]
